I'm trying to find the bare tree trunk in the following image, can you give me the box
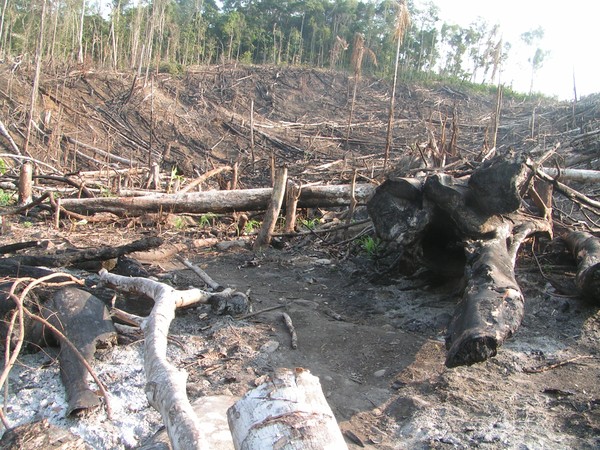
[77,0,86,64]
[0,0,9,57]
[18,161,33,206]
[284,179,301,233]
[254,167,287,249]
[23,0,47,157]
[384,34,401,171]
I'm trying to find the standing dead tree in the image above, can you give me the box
[346,33,377,149]
[384,0,411,171]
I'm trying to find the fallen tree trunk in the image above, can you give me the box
[227,368,347,450]
[562,231,600,302]
[541,167,600,184]
[0,236,163,271]
[58,184,376,216]
[98,270,250,450]
[445,224,525,367]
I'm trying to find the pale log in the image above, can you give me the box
[541,168,600,184]
[254,167,287,249]
[59,184,376,217]
[18,162,33,206]
[227,368,348,450]
[98,270,247,449]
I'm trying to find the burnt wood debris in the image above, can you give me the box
[0,149,599,448]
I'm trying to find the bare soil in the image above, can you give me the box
[0,63,599,449]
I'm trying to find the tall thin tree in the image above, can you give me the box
[23,0,47,157]
[77,0,86,63]
[346,33,377,149]
[383,0,410,171]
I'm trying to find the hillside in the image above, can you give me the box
[0,63,599,449]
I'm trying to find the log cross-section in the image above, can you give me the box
[227,368,348,449]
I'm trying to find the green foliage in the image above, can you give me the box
[359,235,381,258]
[158,62,183,75]
[300,218,320,230]
[244,219,261,234]
[173,216,187,230]
[100,187,115,198]
[0,0,543,99]
[198,213,217,228]
[0,159,8,175]
[0,189,15,206]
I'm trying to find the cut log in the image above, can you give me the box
[227,368,348,450]
[58,184,376,217]
[562,231,600,302]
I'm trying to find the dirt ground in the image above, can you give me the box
[0,64,599,448]
[1,221,599,449]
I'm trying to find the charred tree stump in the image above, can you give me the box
[562,231,600,302]
[368,154,552,367]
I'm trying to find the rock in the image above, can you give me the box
[259,340,280,353]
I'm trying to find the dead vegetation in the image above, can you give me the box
[0,63,599,448]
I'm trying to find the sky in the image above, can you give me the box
[416,0,600,99]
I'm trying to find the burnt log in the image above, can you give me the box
[41,287,117,416]
[562,231,600,301]
[0,236,163,272]
[0,419,91,449]
[445,225,525,367]
[467,155,532,215]
[368,154,552,367]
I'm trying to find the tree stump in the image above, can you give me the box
[368,154,552,367]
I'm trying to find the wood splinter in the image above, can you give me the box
[282,312,298,349]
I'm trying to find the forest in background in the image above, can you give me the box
[0,0,548,97]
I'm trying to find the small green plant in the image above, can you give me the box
[173,216,187,230]
[198,212,217,228]
[300,218,319,230]
[0,189,15,206]
[0,158,8,175]
[22,221,33,228]
[100,187,115,197]
[359,235,381,258]
[244,219,261,234]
